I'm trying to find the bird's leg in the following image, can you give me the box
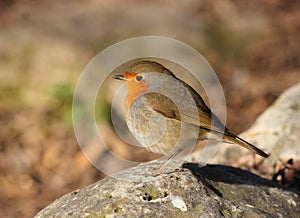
[153,150,187,176]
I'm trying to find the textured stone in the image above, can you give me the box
[211,83,300,163]
[35,161,299,218]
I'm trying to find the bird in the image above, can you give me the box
[113,61,269,170]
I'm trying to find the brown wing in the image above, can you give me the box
[142,92,227,134]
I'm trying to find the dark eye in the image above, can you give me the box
[135,75,143,81]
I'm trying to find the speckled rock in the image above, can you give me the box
[35,161,299,218]
[211,83,300,163]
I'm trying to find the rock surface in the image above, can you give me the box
[211,83,300,164]
[35,161,299,218]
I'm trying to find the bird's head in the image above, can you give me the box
[113,60,175,94]
[113,61,176,111]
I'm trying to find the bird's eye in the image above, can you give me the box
[135,75,143,81]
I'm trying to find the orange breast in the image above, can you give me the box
[124,79,148,115]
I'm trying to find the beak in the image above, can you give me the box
[112,74,125,81]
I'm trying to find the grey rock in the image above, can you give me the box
[35,161,299,218]
[211,83,300,164]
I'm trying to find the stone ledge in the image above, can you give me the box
[35,161,299,218]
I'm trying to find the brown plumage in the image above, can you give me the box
[113,61,269,159]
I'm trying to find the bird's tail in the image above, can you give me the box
[223,132,269,158]
[200,127,269,158]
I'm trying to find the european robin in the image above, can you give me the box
[113,61,269,168]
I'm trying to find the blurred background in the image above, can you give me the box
[0,0,299,217]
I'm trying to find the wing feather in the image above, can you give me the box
[143,92,227,134]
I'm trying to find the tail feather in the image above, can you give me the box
[200,127,269,158]
[223,133,269,158]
